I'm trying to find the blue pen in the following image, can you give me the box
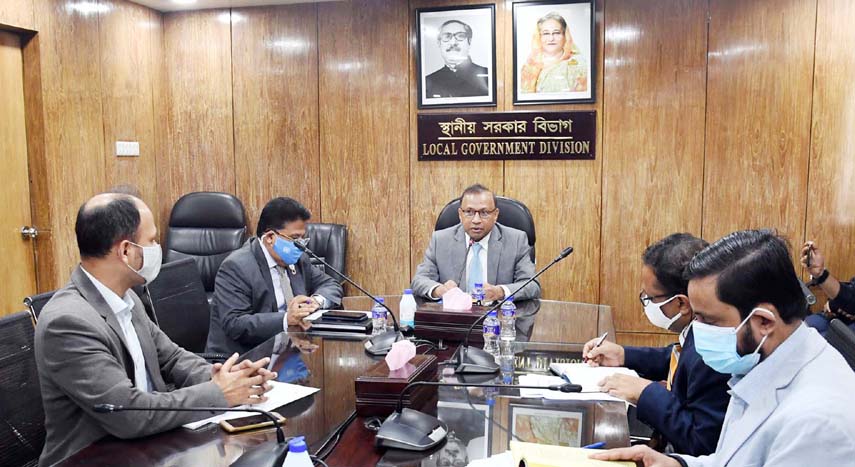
[582,442,606,449]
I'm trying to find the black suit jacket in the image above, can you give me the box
[206,237,342,355]
[624,327,731,456]
[425,59,489,98]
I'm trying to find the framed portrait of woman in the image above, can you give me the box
[512,0,595,105]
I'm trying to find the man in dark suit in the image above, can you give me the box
[207,197,343,355]
[35,193,274,466]
[425,19,490,98]
[411,184,540,302]
[584,233,730,456]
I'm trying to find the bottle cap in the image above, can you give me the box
[488,310,498,316]
[288,436,307,453]
[506,295,515,302]
[474,283,483,287]
[375,297,385,304]
[404,288,413,294]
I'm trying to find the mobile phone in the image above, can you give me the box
[219,412,286,433]
[323,310,367,322]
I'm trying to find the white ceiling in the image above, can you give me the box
[129,0,342,13]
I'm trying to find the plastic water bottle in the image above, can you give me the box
[371,298,387,336]
[399,289,417,329]
[482,310,500,356]
[471,282,485,305]
[282,436,313,467]
[500,296,517,342]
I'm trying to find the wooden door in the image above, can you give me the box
[0,30,37,317]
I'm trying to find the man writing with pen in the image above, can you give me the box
[582,234,730,456]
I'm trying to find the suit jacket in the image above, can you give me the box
[206,237,343,355]
[624,327,730,456]
[35,266,227,466]
[425,59,489,98]
[410,223,541,301]
[678,324,855,467]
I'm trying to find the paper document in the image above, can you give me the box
[549,363,639,393]
[510,441,635,467]
[183,381,319,429]
[517,374,626,404]
[467,451,514,467]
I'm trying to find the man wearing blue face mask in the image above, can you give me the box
[584,233,729,456]
[592,229,855,467]
[207,197,342,355]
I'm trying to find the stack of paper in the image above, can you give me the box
[549,363,639,393]
[183,381,319,429]
[510,441,635,467]
[517,374,625,404]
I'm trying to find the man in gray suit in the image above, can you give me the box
[207,197,343,355]
[35,193,275,466]
[411,184,540,302]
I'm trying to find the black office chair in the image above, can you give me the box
[827,319,855,372]
[306,223,348,284]
[0,311,46,467]
[145,258,226,361]
[434,195,537,262]
[164,192,248,300]
[23,291,57,321]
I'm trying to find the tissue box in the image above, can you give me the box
[414,302,493,344]
[354,354,438,417]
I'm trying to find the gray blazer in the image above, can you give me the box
[35,266,228,466]
[411,223,541,301]
[206,237,343,355]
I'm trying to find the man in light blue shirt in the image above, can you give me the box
[592,229,855,467]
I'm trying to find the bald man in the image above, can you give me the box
[34,193,276,466]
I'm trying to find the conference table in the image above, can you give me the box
[59,297,646,466]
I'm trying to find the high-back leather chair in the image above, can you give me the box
[23,291,56,321]
[306,223,347,284]
[164,192,248,297]
[0,310,45,466]
[827,319,855,372]
[434,195,536,262]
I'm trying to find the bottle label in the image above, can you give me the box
[483,324,500,335]
[501,307,515,317]
[372,309,386,319]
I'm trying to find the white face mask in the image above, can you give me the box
[643,295,682,331]
[127,241,163,284]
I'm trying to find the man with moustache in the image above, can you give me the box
[425,20,490,98]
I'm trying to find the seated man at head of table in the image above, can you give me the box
[411,184,541,303]
[583,233,730,456]
[35,193,276,466]
[592,229,855,467]
[207,197,343,355]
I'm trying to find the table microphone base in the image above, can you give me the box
[364,330,403,356]
[375,408,448,451]
[453,346,500,374]
[230,440,289,467]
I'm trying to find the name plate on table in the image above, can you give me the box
[418,111,596,161]
[354,354,438,417]
[414,302,492,344]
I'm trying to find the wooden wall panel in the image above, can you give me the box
[0,0,35,31]
[616,332,679,348]
[702,0,816,248]
[504,0,604,304]
[318,0,410,295]
[408,0,504,276]
[599,0,707,332]
[36,0,107,284]
[162,10,235,226]
[149,9,168,237]
[804,0,855,283]
[232,4,320,233]
[100,0,159,224]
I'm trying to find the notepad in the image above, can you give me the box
[183,381,319,429]
[549,363,639,393]
[510,441,635,467]
[518,374,626,404]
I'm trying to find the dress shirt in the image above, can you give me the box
[80,267,151,392]
[430,231,511,300]
[260,244,327,325]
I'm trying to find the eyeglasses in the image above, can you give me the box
[272,230,310,247]
[439,32,469,43]
[460,208,497,219]
[540,30,564,39]
[638,290,673,307]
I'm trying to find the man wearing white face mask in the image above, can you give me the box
[34,193,277,466]
[583,234,730,456]
[592,229,855,467]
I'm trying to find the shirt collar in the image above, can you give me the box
[465,231,491,251]
[727,323,810,404]
[260,241,278,270]
[80,266,134,315]
[678,322,691,347]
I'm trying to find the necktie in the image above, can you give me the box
[467,242,483,293]
[276,265,295,310]
[666,343,682,391]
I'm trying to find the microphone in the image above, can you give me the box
[93,404,288,467]
[799,280,817,307]
[455,246,573,374]
[374,379,582,451]
[294,242,402,356]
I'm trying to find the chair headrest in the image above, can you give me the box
[434,195,536,246]
[168,192,246,229]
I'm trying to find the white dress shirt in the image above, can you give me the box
[81,267,151,392]
[430,231,510,300]
[260,245,327,327]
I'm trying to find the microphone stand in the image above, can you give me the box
[93,404,288,467]
[455,246,573,374]
[294,243,403,355]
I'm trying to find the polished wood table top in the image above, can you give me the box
[59,297,631,466]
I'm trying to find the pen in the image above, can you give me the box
[584,332,609,362]
[582,442,606,449]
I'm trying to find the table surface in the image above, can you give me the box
[59,297,642,466]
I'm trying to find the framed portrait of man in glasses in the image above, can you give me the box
[416,5,497,108]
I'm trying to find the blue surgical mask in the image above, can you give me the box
[692,307,772,376]
[272,236,303,265]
